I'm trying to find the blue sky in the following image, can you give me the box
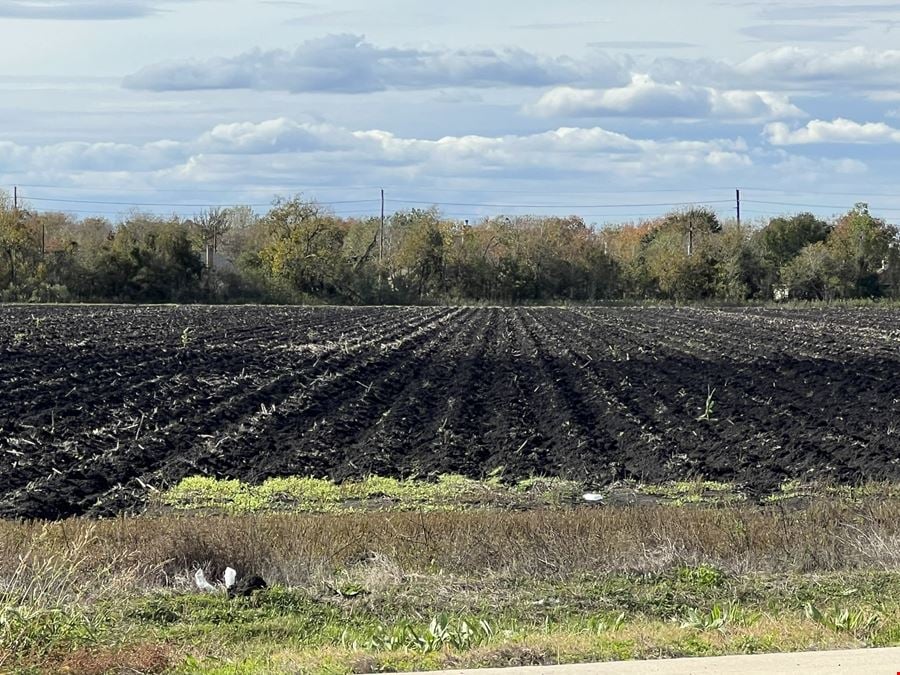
[2,0,900,225]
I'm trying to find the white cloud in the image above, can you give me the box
[735,46,900,88]
[765,118,900,144]
[120,36,900,102]
[0,0,180,20]
[528,74,806,120]
[0,139,183,172]
[116,35,900,105]
[123,34,625,93]
[197,118,338,153]
[1,117,752,183]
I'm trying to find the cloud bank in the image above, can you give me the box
[123,34,625,93]
[0,117,752,181]
[122,36,900,109]
[733,46,900,88]
[765,118,900,144]
[0,0,175,20]
[528,75,806,121]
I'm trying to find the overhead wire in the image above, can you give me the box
[743,199,900,213]
[13,183,900,222]
[386,198,735,209]
[14,182,734,196]
[22,195,378,208]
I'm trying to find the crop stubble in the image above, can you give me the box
[1,305,899,519]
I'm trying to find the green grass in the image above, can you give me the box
[636,480,745,506]
[157,474,587,514]
[162,475,900,513]
[158,475,757,513]
[7,481,900,672]
[47,568,900,673]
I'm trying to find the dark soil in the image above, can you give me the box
[1,304,899,519]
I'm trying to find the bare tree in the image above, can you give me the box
[193,207,231,270]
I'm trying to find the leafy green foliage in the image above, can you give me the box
[759,212,831,269]
[1,190,898,304]
[160,474,586,513]
[804,603,880,637]
[677,565,726,588]
[260,196,350,300]
[681,602,760,631]
[347,614,496,653]
[697,386,717,421]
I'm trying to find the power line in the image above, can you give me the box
[387,198,735,209]
[13,182,734,196]
[22,195,378,208]
[729,186,900,198]
[13,183,377,195]
[26,205,379,217]
[743,199,900,213]
[16,184,900,222]
[14,181,900,203]
[15,186,741,213]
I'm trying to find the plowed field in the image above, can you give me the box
[2,305,899,519]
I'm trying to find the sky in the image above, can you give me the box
[2,0,900,225]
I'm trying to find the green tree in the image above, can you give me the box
[385,208,447,300]
[759,213,831,269]
[602,221,656,298]
[341,216,382,302]
[780,241,842,300]
[191,208,231,264]
[26,212,111,301]
[711,224,766,300]
[259,196,348,299]
[444,219,502,300]
[0,192,38,295]
[826,203,898,297]
[639,208,722,300]
[94,214,203,302]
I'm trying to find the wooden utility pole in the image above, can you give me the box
[736,189,741,227]
[379,188,385,263]
[688,213,694,257]
[12,186,17,212]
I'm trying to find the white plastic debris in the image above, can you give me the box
[194,568,216,592]
[224,567,237,590]
[582,493,604,503]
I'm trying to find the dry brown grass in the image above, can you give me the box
[54,642,175,675]
[1,499,899,586]
[2,498,899,674]
[0,524,162,671]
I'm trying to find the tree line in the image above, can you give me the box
[1,190,898,304]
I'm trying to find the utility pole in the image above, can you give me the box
[379,188,385,264]
[12,185,17,212]
[688,213,694,257]
[736,188,741,227]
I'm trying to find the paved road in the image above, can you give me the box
[414,648,900,674]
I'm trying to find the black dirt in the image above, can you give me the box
[1,305,899,520]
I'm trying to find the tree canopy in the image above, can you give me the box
[0,191,897,304]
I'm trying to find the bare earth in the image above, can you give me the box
[4,305,900,518]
